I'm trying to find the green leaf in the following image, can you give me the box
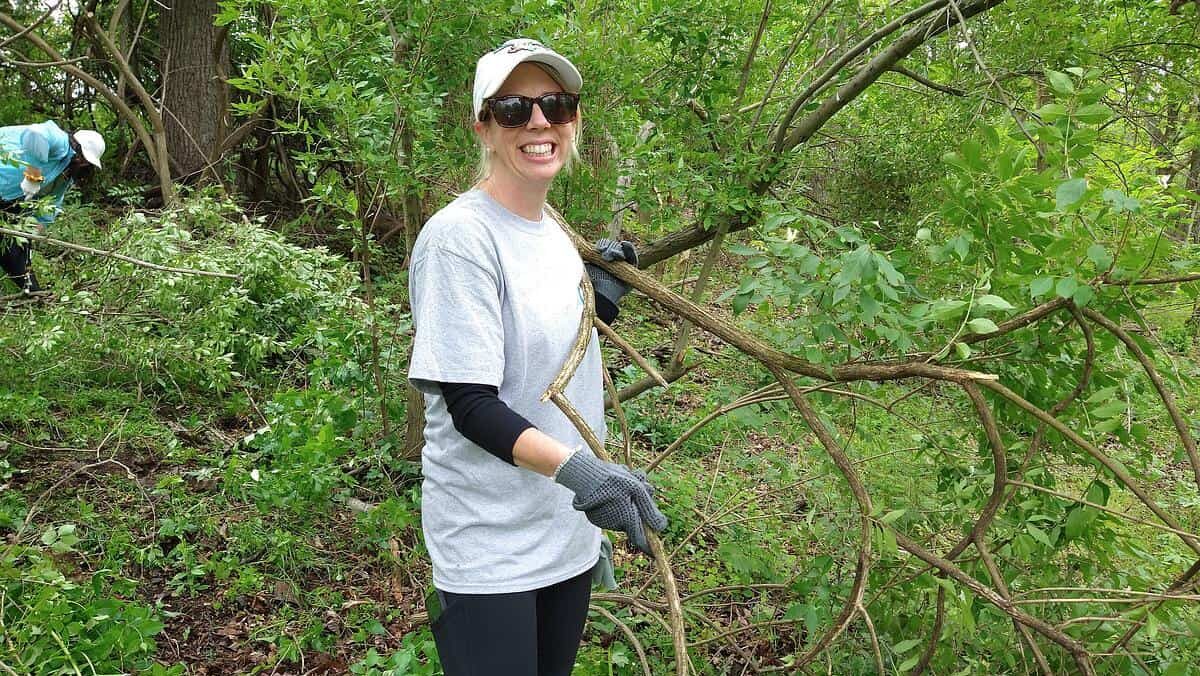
[728,244,760,256]
[1035,103,1070,122]
[942,151,969,171]
[859,292,880,323]
[1055,277,1079,298]
[974,294,1015,312]
[1102,188,1141,213]
[1073,103,1111,124]
[893,638,923,654]
[1031,277,1054,298]
[1046,69,1075,95]
[1130,423,1150,441]
[1086,386,1119,404]
[1065,508,1092,539]
[977,122,1000,148]
[880,526,898,558]
[967,318,999,334]
[1072,285,1095,307]
[879,509,906,524]
[928,299,968,321]
[1085,481,1110,506]
[955,342,972,360]
[1086,244,1112,269]
[1027,523,1053,548]
[1056,178,1088,211]
[1092,399,1126,419]
[961,139,985,170]
[897,655,921,673]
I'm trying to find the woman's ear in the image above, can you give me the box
[473,120,490,151]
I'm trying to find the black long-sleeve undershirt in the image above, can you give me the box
[439,382,532,465]
[438,288,619,464]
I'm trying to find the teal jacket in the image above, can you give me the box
[0,121,76,226]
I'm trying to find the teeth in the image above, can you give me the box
[521,143,553,157]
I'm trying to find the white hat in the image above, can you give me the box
[473,38,583,122]
[73,130,105,168]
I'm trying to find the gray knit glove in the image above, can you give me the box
[554,449,668,556]
[586,239,638,309]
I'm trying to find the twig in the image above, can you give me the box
[595,317,668,387]
[0,0,63,49]
[909,586,946,675]
[590,604,653,676]
[1008,480,1200,540]
[982,380,1200,556]
[976,535,1054,674]
[600,362,634,465]
[889,527,1096,674]
[857,602,885,675]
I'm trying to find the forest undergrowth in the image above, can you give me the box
[3,0,1200,673]
[2,193,1199,674]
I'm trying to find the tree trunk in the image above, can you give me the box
[159,0,226,181]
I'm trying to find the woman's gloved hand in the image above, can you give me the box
[554,448,667,556]
[585,239,638,309]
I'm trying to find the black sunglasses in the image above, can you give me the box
[480,92,580,128]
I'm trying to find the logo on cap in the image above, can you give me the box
[493,39,544,55]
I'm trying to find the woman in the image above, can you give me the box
[407,38,668,675]
[1,122,104,292]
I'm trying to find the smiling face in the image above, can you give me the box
[474,62,578,193]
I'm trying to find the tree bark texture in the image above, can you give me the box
[159,0,226,179]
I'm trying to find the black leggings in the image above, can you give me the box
[1,199,39,292]
[0,239,37,292]
[432,567,592,676]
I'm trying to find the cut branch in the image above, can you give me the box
[0,227,239,280]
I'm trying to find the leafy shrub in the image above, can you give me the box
[0,533,172,674]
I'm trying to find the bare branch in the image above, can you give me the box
[734,0,772,105]
[776,0,1006,154]
[1081,307,1200,490]
[771,0,951,152]
[888,64,966,96]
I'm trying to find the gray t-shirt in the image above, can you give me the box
[407,188,604,594]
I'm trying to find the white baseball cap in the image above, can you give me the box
[473,38,583,122]
[73,130,105,168]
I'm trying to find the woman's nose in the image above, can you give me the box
[526,102,552,129]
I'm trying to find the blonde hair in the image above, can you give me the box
[473,106,584,185]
